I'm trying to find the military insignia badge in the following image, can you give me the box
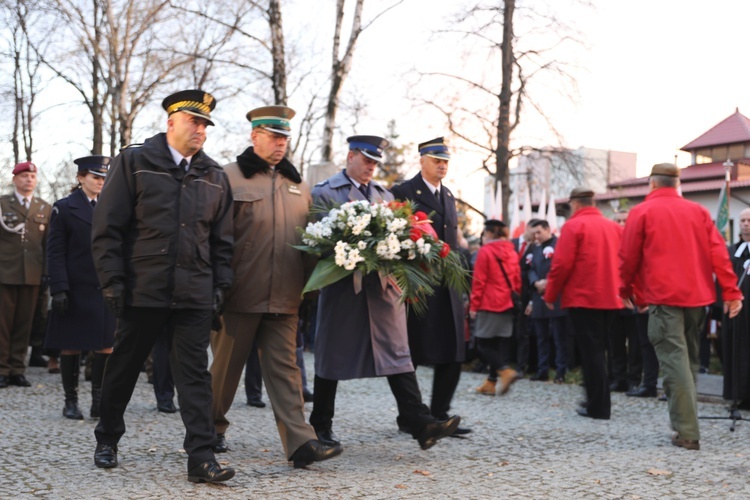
[288,184,301,195]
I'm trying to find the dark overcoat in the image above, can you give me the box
[44,188,115,350]
[722,240,750,402]
[528,235,565,319]
[390,173,465,364]
[312,170,414,380]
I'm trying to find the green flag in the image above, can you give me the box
[715,182,729,241]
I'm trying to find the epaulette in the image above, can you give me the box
[119,143,143,152]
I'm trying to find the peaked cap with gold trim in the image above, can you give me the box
[162,89,216,126]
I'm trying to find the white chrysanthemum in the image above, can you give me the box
[357,240,367,250]
[375,240,388,257]
[387,217,408,233]
[407,249,416,260]
[334,241,349,267]
[400,239,414,250]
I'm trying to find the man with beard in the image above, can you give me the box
[210,105,342,468]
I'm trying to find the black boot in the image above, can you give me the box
[90,352,109,419]
[60,354,83,420]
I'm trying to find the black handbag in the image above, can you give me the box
[496,256,522,316]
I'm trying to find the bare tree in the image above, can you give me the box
[414,0,590,220]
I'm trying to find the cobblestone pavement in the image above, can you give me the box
[1,353,749,499]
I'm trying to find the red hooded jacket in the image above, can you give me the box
[470,239,521,313]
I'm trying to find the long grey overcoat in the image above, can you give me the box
[312,170,414,380]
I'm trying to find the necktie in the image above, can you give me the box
[358,184,370,202]
[91,199,97,208]
[179,158,188,171]
[23,197,29,209]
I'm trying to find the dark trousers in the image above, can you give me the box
[0,284,38,376]
[151,330,174,404]
[636,312,659,390]
[95,307,215,470]
[534,316,568,377]
[244,339,263,403]
[427,362,462,420]
[569,308,615,419]
[608,313,642,387]
[514,314,532,373]
[476,337,513,375]
[311,372,433,437]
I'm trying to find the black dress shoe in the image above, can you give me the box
[530,373,548,382]
[9,374,31,387]
[576,407,610,420]
[289,439,343,468]
[213,433,228,453]
[626,386,657,398]
[63,400,84,420]
[609,380,629,392]
[187,459,235,483]
[417,415,460,450]
[315,429,341,446]
[247,399,266,408]
[449,426,472,437]
[94,443,118,468]
[157,400,177,413]
[0,375,8,388]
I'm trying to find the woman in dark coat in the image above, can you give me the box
[44,156,115,420]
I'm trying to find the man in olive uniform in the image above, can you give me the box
[310,135,461,451]
[91,90,235,483]
[0,161,51,388]
[390,137,470,435]
[210,105,342,468]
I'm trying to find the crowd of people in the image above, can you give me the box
[1,88,749,484]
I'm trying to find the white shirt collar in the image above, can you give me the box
[14,190,32,205]
[423,179,440,195]
[167,144,192,169]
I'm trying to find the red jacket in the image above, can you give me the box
[544,206,623,309]
[470,239,521,313]
[619,188,742,307]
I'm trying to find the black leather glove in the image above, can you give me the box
[212,288,225,317]
[102,280,125,318]
[51,291,69,315]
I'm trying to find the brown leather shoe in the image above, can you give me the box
[496,368,519,395]
[671,433,699,450]
[475,379,496,395]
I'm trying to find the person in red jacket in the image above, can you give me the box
[470,220,522,395]
[544,187,622,420]
[620,163,743,451]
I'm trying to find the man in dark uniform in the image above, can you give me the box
[723,207,750,409]
[390,137,469,435]
[91,90,235,483]
[0,161,51,388]
[310,135,460,451]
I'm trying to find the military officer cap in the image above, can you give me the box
[74,155,112,177]
[347,135,390,162]
[162,89,216,126]
[484,219,507,229]
[569,186,595,200]
[12,161,37,176]
[418,137,451,160]
[650,162,679,177]
[247,105,296,137]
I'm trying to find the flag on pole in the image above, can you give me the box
[715,181,730,241]
[494,181,503,221]
[547,195,558,234]
[511,193,523,238]
[523,186,533,222]
[536,189,547,219]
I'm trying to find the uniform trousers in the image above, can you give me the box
[648,305,705,441]
[569,308,616,419]
[311,372,434,438]
[95,307,216,470]
[0,284,39,376]
[211,311,316,459]
[151,330,174,404]
[533,316,568,377]
[635,312,659,390]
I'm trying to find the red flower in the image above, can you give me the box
[439,242,451,258]
[409,227,422,241]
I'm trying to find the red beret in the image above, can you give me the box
[13,161,37,175]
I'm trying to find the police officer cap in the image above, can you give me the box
[650,162,679,177]
[74,155,112,177]
[12,161,37,176]
[247,105,296,137]
[418,137,450,160]
[347,135,390,162]
[162,89,216,126]
[569,186,595,200]
[484,219,507,229]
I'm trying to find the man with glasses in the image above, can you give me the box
[210,105,342,468]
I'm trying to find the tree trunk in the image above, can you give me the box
[268,0,287,105]
[495,0,514,222]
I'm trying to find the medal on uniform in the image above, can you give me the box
[288,184,301,195]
